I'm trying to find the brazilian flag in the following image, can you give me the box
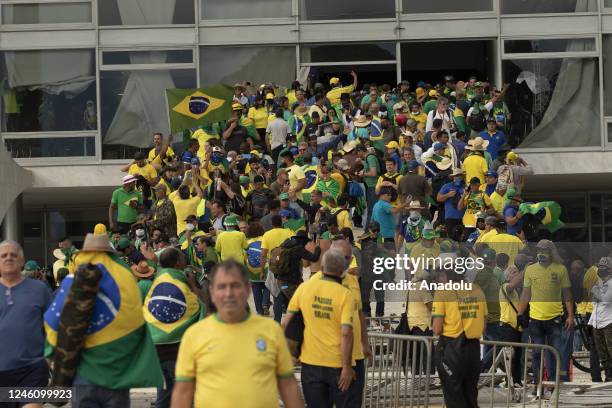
[519,201,565,233]
[302,164,318,204]
[166,86,234,133]
[45,252,163,389]
[283,218,306,232]
[143,268,204,344]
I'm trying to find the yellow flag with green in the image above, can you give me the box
[166,86,234,133]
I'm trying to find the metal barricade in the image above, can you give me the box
[365,316,402,334]
[364,332,434,408]
[479,339,561,408]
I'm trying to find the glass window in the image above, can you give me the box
[4,136,95,158]
[199,46,296,88]
[608,123,612,143]
[502,58,600,148]
[591,193,603,224]
[300,0,395,20]
[606,0,612,7]
[101,69,196,160]
[0,50,96,132]
[201,0,291,19]
[1,2,92,24]
[102,50,194,65]
[504,38,596,54]
[99,0,194,25]
[402,0,492,13]
[603,35,612,116]
[301,43,396,63]
[501,0,596,14]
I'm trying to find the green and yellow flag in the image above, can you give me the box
[143,268,204,344]
[166,86,234,133]
[45,251,163,389]
[519,201,565,233]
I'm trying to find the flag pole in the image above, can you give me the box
[164,89,172,139]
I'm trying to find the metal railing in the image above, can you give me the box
[363,333,562,408]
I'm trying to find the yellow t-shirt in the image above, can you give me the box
[248,106,268,129]
[375,172,402,206]
[431,286,487,339]
[463,154,488,186]
[499,283,521,331]
[523,262,571,320]
[406,285,433,331]
[215,230,248,264]
[148,146,175,166]
[489,191,505,215]
[342,273,364,361]
[287,273,354,367]
[327,84,355,105]
[175,313,294,408]
[409,112,428,130]
[261,228,295,254]
[128,163,158,181]
[169,191,201,235]
[330,172,347,195]
[461,191,491,228]
[480,232,524,269]
[333,208,352,230]
[578,266,599,314]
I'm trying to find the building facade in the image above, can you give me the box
[1,0,612,264]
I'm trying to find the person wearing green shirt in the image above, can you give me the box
[357,144,381,229]
[109,174,143,234]
[315,167,340,207]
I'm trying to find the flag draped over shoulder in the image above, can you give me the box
[519,201,565,233]
[143,268,203,344]
[166,86,234,133]
[45,252,163,389]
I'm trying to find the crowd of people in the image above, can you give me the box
[1,71,611,408]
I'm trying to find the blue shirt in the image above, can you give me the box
[503,205,523,236]
[372,200,395,239]
[0,278,52,370]
[453,140,467,159]
[480,130,506,159]
[438,182,466,220]
[485,183,496,196]
[390,152,402,173]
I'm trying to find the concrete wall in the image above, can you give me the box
[0,143,32,222]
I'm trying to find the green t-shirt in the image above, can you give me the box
[423,99,438,114]
[363,154,380,188]
[137,279,153,303]
[111,187,142,223]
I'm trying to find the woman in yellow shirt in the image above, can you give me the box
[247,95,268,141]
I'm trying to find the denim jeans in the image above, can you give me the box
[251,281,270,315]
[155,360,176,408]
[365,186,377,230]
[559,325,574,381]
[301,363,360,408]
[273,291,289,323]
[529,316,563,384]
[481,322,501,372]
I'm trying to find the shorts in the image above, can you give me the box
[0,359,49,408]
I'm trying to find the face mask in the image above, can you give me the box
[412,110,419,115]
[537,253,550,264]
[597,267,609,279]
[409,211,421,221]
[135,228,145,238]
[186,223,195,231]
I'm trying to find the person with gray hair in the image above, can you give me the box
[425,96,455,134]
[282,248,358,407]
[0,240,53,408]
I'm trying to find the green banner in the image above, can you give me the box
[166,85,234,133]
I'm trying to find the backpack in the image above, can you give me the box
[246,240,263,269]
[468,105,487,132]
[348,180,364,198]
[269,239,296,277]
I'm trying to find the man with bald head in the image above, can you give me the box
[0,240,53,408]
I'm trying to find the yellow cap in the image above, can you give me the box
[428,89,439,98]
[385,141,400,150]
[416,87,425,97]
[507,151,518,162]
[94,223,107,235]
[265,93,275,100]
[232,102,243,111]
[249,150,260,157]
[330,77,340,86]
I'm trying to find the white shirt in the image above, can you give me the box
[266,118,291,150]
[589,278,612,329]
[425,109,454,133]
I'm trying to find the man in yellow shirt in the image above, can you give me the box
[122,151,158,184]
[280,151,307,200]
[518,240,574,386]
[147,132,175,168]
[172,260,303,408]
[326,71,358,105]
[463,137,489,185]
[332,195,353,230]
[283,249,357,407]
[214,216,248,264]
[375,157,402,207]
[169,173,204,235]
[432,260,487,408]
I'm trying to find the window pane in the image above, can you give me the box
[501,0,596,14]
[2,2,91,24]
[201,0,291,19]
[300,0,395,20]
[502,58,600,148]
[603,35,612,115]
[301,43,395,63]
[102,50,194,65]
[505,38,595,54]
[606,0,612,7]
[591,193,603,224]
[402,0,492,13]
[0,50,96,132]
[4,137,95,158]
[200,46,296,88]
[101,69,196,159]
[99,0,194,25]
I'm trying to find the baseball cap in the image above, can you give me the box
[469,177,481,185]
[407,160,419,170]
[181,151,193,164]
[265,93,275,100]
[223,215,239,227]
[482,248,497,261]
[116,237,132,250]
[24,260,40,271]
[329,77,340,86]
[122,175,137,185]
[232,102,243,111]
[485,171,498,178]
[279,192,289,200]
[433,142,445,151]
[190,157,200,166]
[239,175,250,184]
[385,141,400,150]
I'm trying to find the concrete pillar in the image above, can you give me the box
[0,194,23,245]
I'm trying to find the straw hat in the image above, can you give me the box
[354,115,371,128]
[294,105,309,116]
[392,101,409,113]
[342,140,359,153]
[407,200,425,210]
[450,168,465,177]
[81,233,114,253]
[53,248,66,261]
[336,159,350,171]
[433,156,453,171]
[466,137,490,151]
[131,261,155,279]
